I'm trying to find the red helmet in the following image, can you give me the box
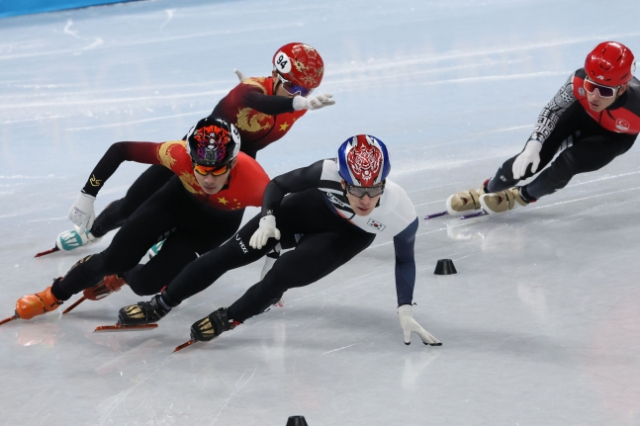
[273,42,324,89]
[584,41,636,86]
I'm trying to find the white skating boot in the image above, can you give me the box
[479,187,529,214]
[446,185,486,216]
[55,227,101,251]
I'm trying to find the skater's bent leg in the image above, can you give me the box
[125,210,241,296]
[90,165,174,237]
[486,106,584,194]
[52,186,179,300]
[485,155,521,193]
[162,214,274,305]
[124,234,201,296]
[228,230,375,322]
[524,134,635,199]
[485,138,560,194]
[51,253,106,300]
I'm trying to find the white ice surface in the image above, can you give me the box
[1,1,640,425]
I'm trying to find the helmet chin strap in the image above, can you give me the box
[340,179,348,199]
[272,71,282,94]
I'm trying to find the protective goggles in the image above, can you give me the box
[345,183,385,198]
[583,79,619,98]
[276,72,313,97]
[193,164,230,176]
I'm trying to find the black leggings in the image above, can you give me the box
[487,102,636,199]
[52,177,243,300]
[90,165,175,238]
[162,189,376,322]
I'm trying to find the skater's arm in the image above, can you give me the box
[81,142,161,196]
[529,73,577,145]
[241,89,295,115]
[261,160,324,215]
[393,218,419,306]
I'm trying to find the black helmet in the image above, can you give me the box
[186,116,241,166]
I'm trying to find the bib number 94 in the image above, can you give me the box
[275,51,292,73]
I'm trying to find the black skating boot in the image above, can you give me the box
[118,294,172,325]
[190,308,240,342]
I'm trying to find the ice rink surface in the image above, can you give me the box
[1,0,640,425]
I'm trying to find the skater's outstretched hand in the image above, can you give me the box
[68,193,96,233]
[249,215,281,250]
[398,305,441,346]
[234,69,247,82]
[512,140,542,179]
[292,94,335,111]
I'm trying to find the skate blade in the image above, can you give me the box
[93,323,158,333]
[424,211,448,220]
[0,315,17,326]
[173,339,196,353]
[461,210,487,220]
[63,296,87,314]
[35,247,60,258]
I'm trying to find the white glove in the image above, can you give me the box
[398,304,441,346]
[512,140,542,179]
[292,94,335,111]
[68,193,96,233]
[249,215,281,250]
[234,69,247,82]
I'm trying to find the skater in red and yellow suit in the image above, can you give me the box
[11,117,270,321]
[54,42,334,250]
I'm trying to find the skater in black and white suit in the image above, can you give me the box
[119,134,441,347]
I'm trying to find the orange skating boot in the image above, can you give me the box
[15,284,63,320]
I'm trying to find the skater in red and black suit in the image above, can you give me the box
[53,42,334,252]
[446,41,640,216]
[10,117,270,322]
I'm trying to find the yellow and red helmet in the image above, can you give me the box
[273,42,324,91]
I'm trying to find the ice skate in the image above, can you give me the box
[15,283,63,320]
[93,323,158,332]
[479,187,528,214]
[84,275,126,300]
[174,309,241,352]
[35,227,101,257]
[63,275,127,314]
[56,227,101,252]
[190,308,240,342]
[445,184,486,216]
[118,294,172,326]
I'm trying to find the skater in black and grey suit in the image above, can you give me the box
[446,41,640,216]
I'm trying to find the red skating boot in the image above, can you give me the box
[15,285,63,320]
[63,275,127,314]
[84,275,126,300]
